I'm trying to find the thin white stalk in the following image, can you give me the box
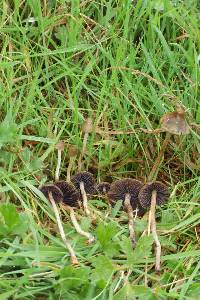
[69,207,95,243]
[148,208,152,236]
[48,192,78,265]
[55,149,61,181]
[80,181,90,216]
[78,132,88,172]
[67,157,73,183]
[150,190,161,271]
[124,193,136,248]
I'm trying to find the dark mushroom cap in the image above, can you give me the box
[97,182,111,194]
[138,181,169,209]
[71,171,96,194]
[55,181,80,207]
[136,203,147,217]
[40,184,63,203]
[108,178,143,210]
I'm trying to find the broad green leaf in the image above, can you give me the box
[0,113,19,148]
[91,255,115,288]
[0,289,18,300]
[120,235,153,266]
[114,284,154,300]
[59,266,90,290]
[0,203,29,237]
[96,222,120,257]
[187,283,200,297]
[19,147,44,172]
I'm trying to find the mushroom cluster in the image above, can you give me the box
[39,169,170,270]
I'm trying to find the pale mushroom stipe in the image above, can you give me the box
[55,181,95,243]
[108,178,144,247]
[40,184,78,265]
[139,181,170,271]
[71,171,96,216]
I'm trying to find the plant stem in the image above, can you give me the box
[124,193,136,248]
[69,207,95,243]
[148,132,171,181]
[67,157,74,182]
[150,190,161,271]
[78,132,88,172]
[55,149,61,181]
[80,181,90,216]
[48,192,78,265]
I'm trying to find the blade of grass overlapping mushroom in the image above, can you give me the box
[108,179,144,247]
[40,184,78,265]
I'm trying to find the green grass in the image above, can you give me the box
[0,0,200,299]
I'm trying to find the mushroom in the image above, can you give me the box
[77,117,93,172]
[138,181,169,271]
[97,182,111,195]
[148,107,190,181]
[108,178,143,247]
[55,181,95,243]
[55,141,65,182]
[66,145,78,182]
[71,171,96,216]
[40,184,78,264]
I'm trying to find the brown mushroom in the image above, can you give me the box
[148,107,190,181]
[40,184,78,264]
[97,182,111,195]
[108,179,143,247]
[71,171,96,216]
[55,181,95,243]
[138,181,170,271]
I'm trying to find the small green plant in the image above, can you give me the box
[0,203,28,237]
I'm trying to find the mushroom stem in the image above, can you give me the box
[150,190,161,271]
[80,181,90,216]
[68,207,95,243]
[78,131,89,172]
[48,192,78,265]
[124,193,136,248]
[67,157,74,183]
[148,132,171,181]
[55,149,62,182]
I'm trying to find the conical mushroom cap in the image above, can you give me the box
[71,171,96,195]
[160,108,190,135]
[40,184,63,202]
[55,181,80,207]
[108,178,143,211]
[138,181,169,209]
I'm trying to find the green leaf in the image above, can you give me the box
[96,221,120,257]
[91,255,115,288]
[0,203,28,237]
[114,284,154,300]
[111,200,123,217]
[59,266,90,290]
[120,235,153,266]
[0,113,19,148]
[19,147,44,172]
[0,289,18,300]
[187,283,200,297]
